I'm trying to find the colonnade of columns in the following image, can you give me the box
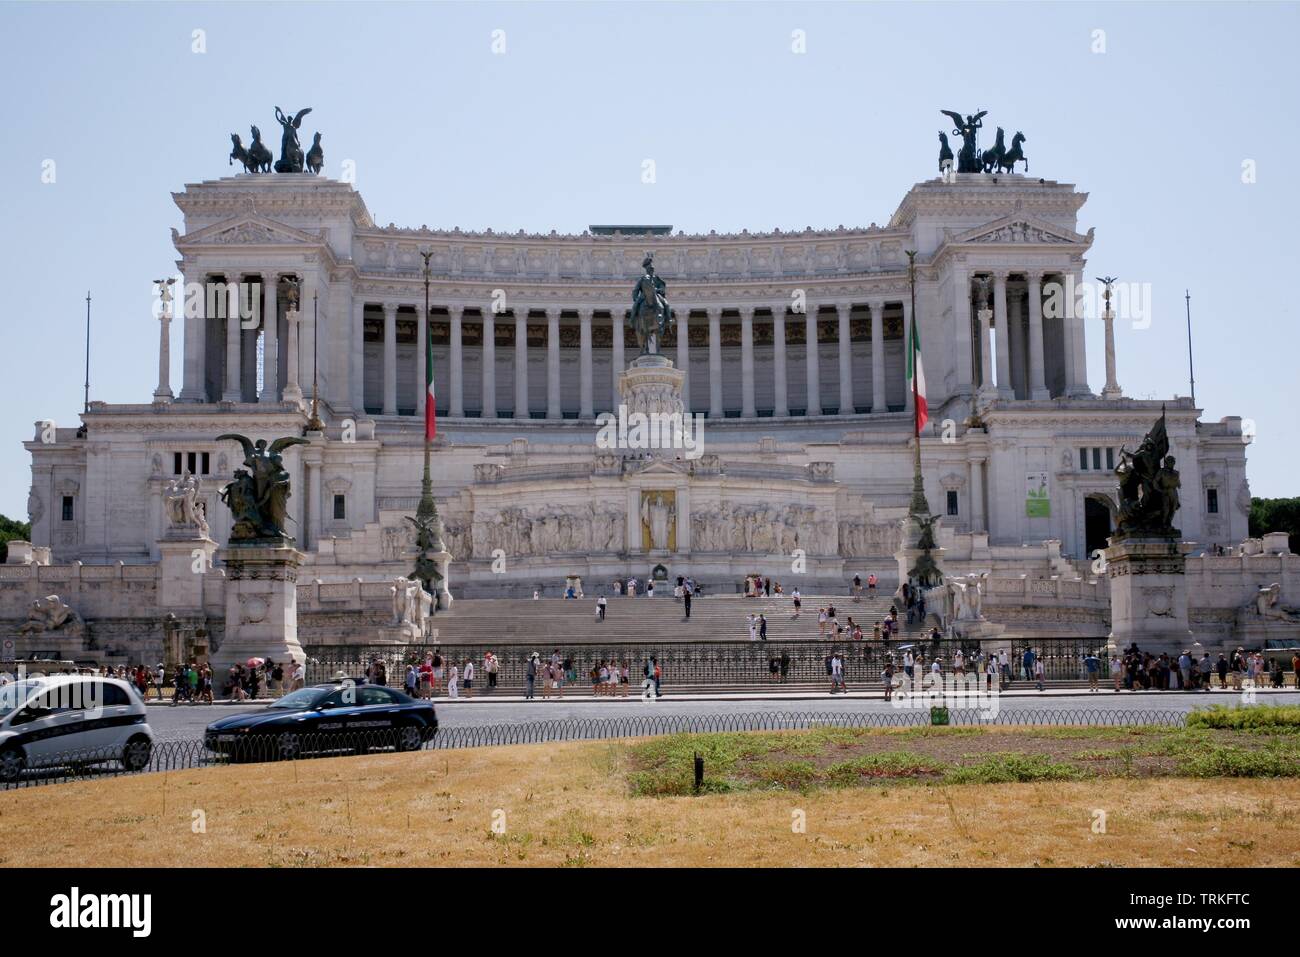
[353,299,914,420]
[181,272,318,405]
[958,269,1086,401]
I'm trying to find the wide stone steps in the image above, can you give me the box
[431,594,922,644]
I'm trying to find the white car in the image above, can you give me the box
[0,675,154,782]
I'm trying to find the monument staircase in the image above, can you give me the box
[431,593,917,644]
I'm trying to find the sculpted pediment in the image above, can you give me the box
[952,215,1091,247]
[174,215,322,249]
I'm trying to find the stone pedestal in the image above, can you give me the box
[376,622,423,645]
[157,536,218,610]
[952,618,1008,643]
[618,353,686,418]
[212,543,306,674]
[1104,536,1194,654]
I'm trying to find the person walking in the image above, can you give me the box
[1034,657,1045,692]
[525,653,538,700]
[1110,654,1123,692]
[461,658,475,699]
[883,660,895,700]
[747,614,758,641]
[829,651,846,694]
[1084,653,1101,691]
[484,651,499,693]
[867,573,877,596]
[447,664,459,699]
[759,614,767,641]
[852,574,862,603]
[791,588,802,619]
[683,584,692,620]
[596,595,607,621]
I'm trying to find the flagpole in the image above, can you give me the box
[906,251,929,517]
[1185,289,1196,407]
[418,251,434,524]
[83,290,91,413]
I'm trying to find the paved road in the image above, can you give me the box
[144,689,1300,740]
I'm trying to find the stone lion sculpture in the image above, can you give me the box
[17,595,85,635]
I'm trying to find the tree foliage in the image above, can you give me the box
[1249,497,1300,554]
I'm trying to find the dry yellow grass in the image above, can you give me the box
[1,737,1298,867]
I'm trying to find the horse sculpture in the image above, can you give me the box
[229,133,254,173]
[305,132,324,174]
[247,126,273,173]
[981,127,1006,173]
[938,131,954,173]
[997,132,1027,174]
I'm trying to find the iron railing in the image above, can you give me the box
[304,637,1116,689]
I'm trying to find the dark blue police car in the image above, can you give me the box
[204,680,437,762]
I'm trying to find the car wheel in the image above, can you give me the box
[0,747,25,783]
[121,735,152,772]
[395,724,423,752]
[275,732,301,761]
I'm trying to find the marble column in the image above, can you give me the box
[675,308,689,411]
[260,277,279,403]
[902,296,915,415]
[178,270,203,401]
[1101,291,1123,399]
[1064,271,1090,396]
[805,306,821,416]
[579,307,594,418]
[449,306,465,416]
[382,303,397,415]
[969,456,987,533]
[350,298,365,413]
[514,308,529,419]
[223,281,242,402]
[545,308,561,419]
[870,300,887,413]
[953,270,974,395]
[977,281,995,397]
[993,271,1013,398]
[740,305,756,417]
[282,306,303,403]
[1008,287,1026,399]
[1027,273,1049,399]
[611,309,624,412]
[416,304,427,419]
[482,309,497,418]
[707,306,722,417]
[837,303,854,415]
[771,306,789,417]
[153,287,174,402]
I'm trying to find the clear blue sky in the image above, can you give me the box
[1,1,1296,519]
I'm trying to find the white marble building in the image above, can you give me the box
[21,170,1253,597]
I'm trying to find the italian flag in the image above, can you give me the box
[907,317,928,435]
[425,325,437,439]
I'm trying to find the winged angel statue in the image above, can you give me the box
[216,434,310,541]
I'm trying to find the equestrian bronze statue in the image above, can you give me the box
[628,254,674,356]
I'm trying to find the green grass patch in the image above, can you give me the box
[942,753,1088,785]
[1186,705,1300,732]
[1178,741,1300,778]
[824,752,948,785]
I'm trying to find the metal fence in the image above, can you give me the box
[1,707,1186,790]
[304,637,1114,689]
